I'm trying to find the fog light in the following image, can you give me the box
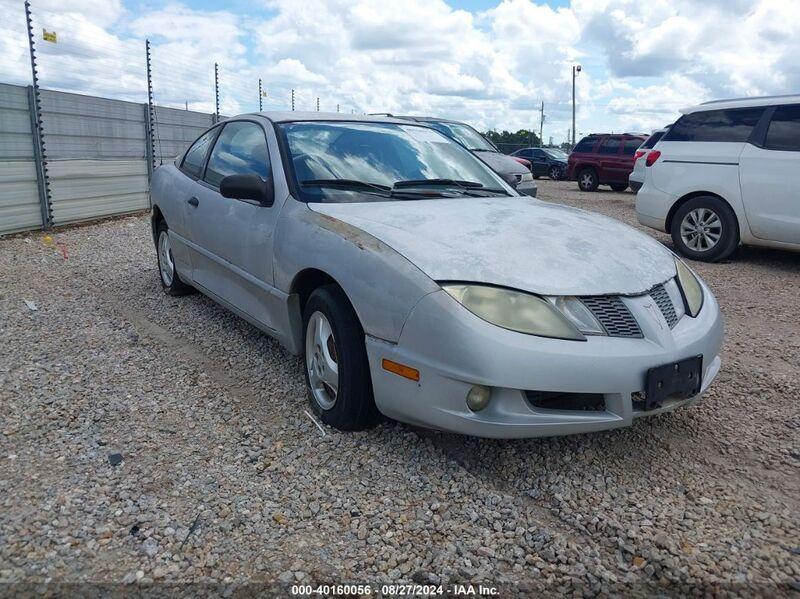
[466,385,492,412]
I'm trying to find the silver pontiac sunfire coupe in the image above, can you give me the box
[150,112,724,438]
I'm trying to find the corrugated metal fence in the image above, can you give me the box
[0,82,218,236]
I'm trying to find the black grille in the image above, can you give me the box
[649,283,678,328]
[525,391,606,411]
[579,295,642,338]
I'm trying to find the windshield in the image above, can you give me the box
[279,121,510,203]
[425,121,497,152]
[543,148,568,160]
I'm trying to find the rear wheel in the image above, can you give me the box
[670,196,739,262]
[610,183,628,192]
[577,168,598,192]
[303,285,380,431]
[156,222,195,296]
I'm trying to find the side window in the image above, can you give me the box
[664,108,765,143]
[764,104,800,152]
[642,130,665,149]
[180,129,217,179]
[622,139,642,155]
[573,137,596,153]
[598,137,621,155]
[204,121,271,189]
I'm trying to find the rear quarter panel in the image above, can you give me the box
[150,163,193,274]
[650,141,748,233]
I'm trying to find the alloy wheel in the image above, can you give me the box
[580,172,594,190]
[158,230,174,286]
[680,208,722,252]
[305,311,339,410]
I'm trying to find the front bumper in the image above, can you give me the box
[517,180,538,197]
[366,285,723,439]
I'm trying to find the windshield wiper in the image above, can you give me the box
[394,178,509,196]
[393,178,485,189]
[300,179,391,196]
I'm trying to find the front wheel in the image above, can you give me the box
[670,196,739,262]
[549,166,563,180]
[303,285,380,431]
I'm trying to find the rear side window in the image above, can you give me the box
[204,121,271,188]
[598,138,621,155]
[664,108,765,143]
[181,129,217,178]
[573,137,596,153]
[641,130,665,149]
[622,139,643,155]
[764,105,800,152]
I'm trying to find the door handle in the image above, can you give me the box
[187,196,199,207]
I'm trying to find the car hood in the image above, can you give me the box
[310,197,676,296]
[473,150,529,176]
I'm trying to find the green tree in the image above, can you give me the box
[483,129,542,154]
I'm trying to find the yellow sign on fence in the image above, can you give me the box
[42,29,57,43]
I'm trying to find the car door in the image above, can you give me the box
[739,104,800,244]
[596,137,625,182]
[170,127,220,276]
[530,149,550,177]
[184,119,281,328]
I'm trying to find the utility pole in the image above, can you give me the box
[572,64,581,147]
[291,89,295,111]
[336,103,340,113]
[258,78,262,112]
[539,101,544,147]
[316,97,320,111]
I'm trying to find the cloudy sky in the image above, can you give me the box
[1,0,797,143]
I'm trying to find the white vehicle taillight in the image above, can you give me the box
[645,150,661,167]
[634,150,646,162]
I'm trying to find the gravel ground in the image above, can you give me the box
[0,179,798,596]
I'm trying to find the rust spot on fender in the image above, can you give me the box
[311,211,391,254]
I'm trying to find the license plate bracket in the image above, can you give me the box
[644,355,703,410]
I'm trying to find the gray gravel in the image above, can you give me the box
[0,180,798,595]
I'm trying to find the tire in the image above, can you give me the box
[610,183,628,192]
[549,166,563,180]
[156,222,195,296]
[670,196,739,262]
[302,284,380,431]
[577,168,598,192]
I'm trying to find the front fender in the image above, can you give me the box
[274,199,440,344]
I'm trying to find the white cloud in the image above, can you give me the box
[0,0,796,139]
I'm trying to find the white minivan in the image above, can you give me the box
[636,95,800,262]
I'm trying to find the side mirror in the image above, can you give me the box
[220,174,274,207]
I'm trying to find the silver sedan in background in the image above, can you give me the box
[150,113,723,438]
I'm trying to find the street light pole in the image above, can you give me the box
[572,64,581,147]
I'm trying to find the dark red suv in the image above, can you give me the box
[566,134,646,192]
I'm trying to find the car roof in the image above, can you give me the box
[681,94,800,114]
[395,115,465,125]
[252,111,414,124]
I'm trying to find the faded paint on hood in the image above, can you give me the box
[473,150,529,176]
[309,197,677,296]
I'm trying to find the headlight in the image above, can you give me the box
[521,172,534,182]
[675,259,704,317]
[442,284,586,341]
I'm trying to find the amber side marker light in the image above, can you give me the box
[382,359,420,382]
